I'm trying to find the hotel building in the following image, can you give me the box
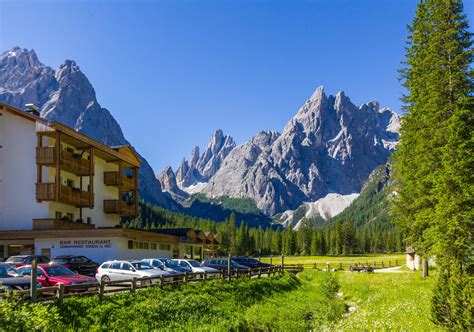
[0,103,219,263]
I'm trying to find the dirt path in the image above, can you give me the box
[374,266,405,273]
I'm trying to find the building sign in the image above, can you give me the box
[59,239,113,249]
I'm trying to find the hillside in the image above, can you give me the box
[328,164,394,229]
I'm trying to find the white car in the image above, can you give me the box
[174,259,219,274]
[95,260,172,285]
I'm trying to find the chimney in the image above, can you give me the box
[25,103,40,116]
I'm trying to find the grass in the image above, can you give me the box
[333,270,439,331]
[239,269,438,331]
[261,254,405,266]
[0,273,302,331]
[0,261,439,331]
[242,270,346,330]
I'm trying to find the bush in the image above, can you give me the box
[0,294,63,330]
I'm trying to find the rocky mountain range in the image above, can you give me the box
[175,129,236,189]
[0,47,177,210]
[163,86,400,216]
[1,46,401,224]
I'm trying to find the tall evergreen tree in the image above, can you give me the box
[394,0,473,328]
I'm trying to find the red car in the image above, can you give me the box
[16,264,97,292]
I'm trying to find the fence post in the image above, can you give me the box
[389,261,392,267]
[258,268,262,279]
[281,254,284,270]
[270,255,273,265]
[227,254,232,281]
[248,269,252,279]
[395,259,398,266]
[160,275,164,289]
[131,277,137,293]
[57,283,65,306]
[339,262,343,270]
[30,258,37,303]
[382,261,385,268]
[184,272,188,283]
[98,278,106,303]
[204,271,208,281]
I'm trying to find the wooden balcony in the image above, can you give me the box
[103,199,137,217]
[36,183,93,208]
[36,147,92,176]
[103,171,136,192]
[33,218,95,230]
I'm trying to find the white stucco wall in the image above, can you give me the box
[0,110,123,230]
[0,111,49,230]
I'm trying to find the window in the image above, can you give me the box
[18,267,31,276]
[66,179,74,188]
[71,256,88,264]
[41,249,51,259]
[121,263,134,271]
[101,263,110,269]
[86,217,92,225]
[110,262,121,269]
[66,213,74,221]
[159,244,171,251]
[129,241,156,250]
[55,211,62,220]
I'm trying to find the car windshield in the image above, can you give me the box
[0,265,18,277]
[164,259,179,268]
[131,262,153,270]
[6,256,24,263]
[43,266,75,276]
[188,260,201,267]
[51,258,69,264]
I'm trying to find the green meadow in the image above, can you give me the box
[261,253,405,266]
[0,255,436,331]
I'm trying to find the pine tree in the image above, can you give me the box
[394,0,473,328]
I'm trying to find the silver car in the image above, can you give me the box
[95,260,172,285]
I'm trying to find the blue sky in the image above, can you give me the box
[1,0,473,173]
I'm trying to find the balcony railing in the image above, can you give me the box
[33,218,95,230]
[103,172,135,192]
[36,183,92,208]
[103,199,136,217]
[36,147,92,176]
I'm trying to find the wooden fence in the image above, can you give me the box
[0,266,282,304]
[280,259,401,272]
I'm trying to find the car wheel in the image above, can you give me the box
[101,275,110,283]
[141,279,151,287]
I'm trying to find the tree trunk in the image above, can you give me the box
[422,258,429,278]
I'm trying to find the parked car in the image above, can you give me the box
[0,263,41,291]
[50,255,99,276]
[16,264,97,292]
[5,255,50,267]
[231,257,273,268]
[95,260,170,285]
[141,259,182,276]
[202,258,250,271]
[174,259,219,274]
[153,258,192,274]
